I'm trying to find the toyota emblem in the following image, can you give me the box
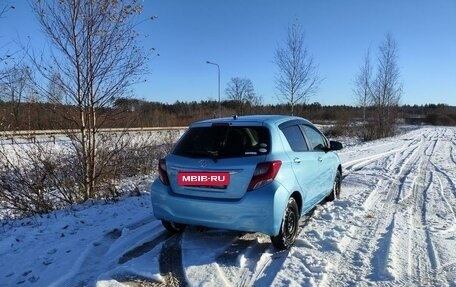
[199,160,208,168]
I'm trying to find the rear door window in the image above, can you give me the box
[173,126,270,158]
[301,125,327,151]
[281,125,309,152]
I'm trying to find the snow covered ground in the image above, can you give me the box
[0,126,455,286]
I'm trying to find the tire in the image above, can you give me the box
[270,197,299,250]
[161,220,186,233]
[326,170,341,201]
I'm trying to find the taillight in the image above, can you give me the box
[158,159,170,185]
[248,161,282,191]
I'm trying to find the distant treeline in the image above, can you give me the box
[0,99,455,131]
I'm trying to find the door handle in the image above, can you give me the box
[294,157,301,163]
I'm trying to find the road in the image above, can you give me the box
[1,126,454,287]
[118,127,456,287]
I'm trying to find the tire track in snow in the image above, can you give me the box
[342,146,405,175]
[402,128,456,286]
[341,141,421,180]
[246,208,317,286]
[207,209,315,287]
[321,130,438,286]
[431,152,456,199]
[375,128,449,286]
[367,141,423,282]
[118,231,169,265]
[391,143,422,203]
[370,212,396,280]
[404,166,440,286]
[376,130,445,285]
[450,145,456,166]
[67,228,123,287]
[339,127,426,179]
[116,234,186,287]
[215,234,271,287]
[433,172,456,224]
[159,234,188,287]
[48,215,163,287]
[425,135,456,285]
[269,127,455,286]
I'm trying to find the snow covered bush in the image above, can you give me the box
[0,139,80,218]
[0,130,182,219]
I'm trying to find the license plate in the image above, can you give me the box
[178,172,230,186]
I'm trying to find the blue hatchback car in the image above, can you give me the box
[151,115,343,249]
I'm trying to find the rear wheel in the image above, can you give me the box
[326,170,341,201]
[161,220,186,233]
[270,197,299,250]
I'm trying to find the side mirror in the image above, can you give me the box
[329,140,343,151]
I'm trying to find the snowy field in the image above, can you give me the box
[0,126,455,286]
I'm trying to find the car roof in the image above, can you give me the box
[189,114,314,127]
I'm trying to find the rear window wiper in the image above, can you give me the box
[178,150,219,162]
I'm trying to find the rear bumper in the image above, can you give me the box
[150,179,290,236]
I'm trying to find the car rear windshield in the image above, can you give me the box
[173,126,271,159]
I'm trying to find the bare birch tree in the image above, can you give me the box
[353,49,373,126]
[371,33,402,138]
[274,22,320,115]
[30,0,148,200]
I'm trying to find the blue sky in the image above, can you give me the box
[1,0,455,106]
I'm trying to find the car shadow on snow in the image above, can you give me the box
[115,207,319,286]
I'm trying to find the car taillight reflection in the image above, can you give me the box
[248,160,282,191]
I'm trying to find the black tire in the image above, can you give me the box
[161,220,186,234]
[326,170,341,201]
[270,197,299,250]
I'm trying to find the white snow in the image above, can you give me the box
[0,126,455,286]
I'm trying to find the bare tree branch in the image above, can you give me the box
[0,1,14,19]
[0,65,33,130]
[353,48,373,125]
[225,77,260,114]
[29,0,148,200]
[274,22,320,115]
[371,33,402,138]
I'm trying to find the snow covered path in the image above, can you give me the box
[180,127,456,287]
[0,127,455,286]
[270,127,456,286]
[325,128,456,286]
